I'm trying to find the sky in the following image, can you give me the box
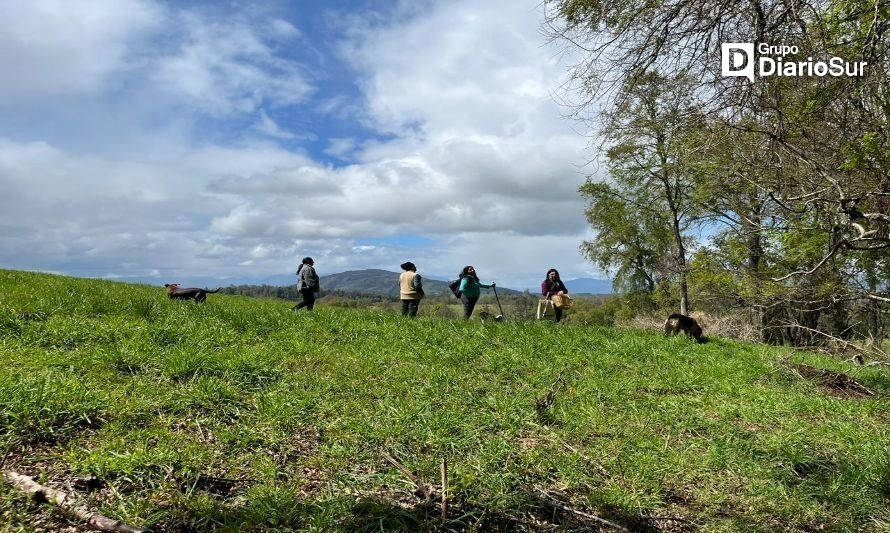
[0,0,605,291]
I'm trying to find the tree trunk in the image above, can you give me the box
[679,274,689,316]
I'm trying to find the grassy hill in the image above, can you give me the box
[0,270,887,531]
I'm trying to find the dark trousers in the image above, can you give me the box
[546,297,564,322]
[460,294,479,319]
[401,299,420,317]
[294,289,315,311]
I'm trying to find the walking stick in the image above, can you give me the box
[492,285,505,319]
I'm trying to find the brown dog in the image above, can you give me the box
[164,283,221,303]
[664,313,705,343]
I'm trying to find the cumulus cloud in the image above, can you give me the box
[340,1,568,137]
[151,10,314,116]
[0,0,164,97]
[325,137,358,158]
[0,1,314,115]
[0,0,603,288]
[210,0,590,243]
[0,137,313,279]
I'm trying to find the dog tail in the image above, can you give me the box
[205,288,222,293]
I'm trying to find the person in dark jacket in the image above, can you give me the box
[399,261,424,317]
[293,257,319,311]
[458,266,495,320]
[541,268,569,322]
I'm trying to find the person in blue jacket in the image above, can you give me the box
[458,265,494,320]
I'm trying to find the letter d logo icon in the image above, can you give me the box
[722,43,755,82]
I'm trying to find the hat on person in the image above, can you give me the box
[400,261,416,271]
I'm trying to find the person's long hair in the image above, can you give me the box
[545,268,561,282]
[297,257,313,274]
[460,266,479,281]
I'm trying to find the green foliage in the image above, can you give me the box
[0,270,887,531]
[556,0,890,345]
[580,70,705,313]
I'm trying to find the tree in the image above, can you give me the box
[549,0,889,350]
[590,71,703,313]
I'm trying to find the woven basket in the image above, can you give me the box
[551,294,573,309]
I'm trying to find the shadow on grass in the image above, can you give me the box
[341,493,689,532]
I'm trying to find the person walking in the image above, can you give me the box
[398,261,424,317]
[541,268,569,322]
[293,257,319,312]
[458,266,495,320]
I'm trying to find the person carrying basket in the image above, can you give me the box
[541,268,570,322]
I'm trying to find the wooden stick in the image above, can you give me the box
[381,451,433,500]
[2,470,145,533]
[440,457,448,519]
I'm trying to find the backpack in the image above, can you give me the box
[448,279,462,298]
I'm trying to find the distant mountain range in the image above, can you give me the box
[319,269,522,298]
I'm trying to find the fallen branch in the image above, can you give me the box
[788,363,876,397]
[2,470,145,533]
[533,487,629,531]
[769,322,888,360]
[381,451,433,500]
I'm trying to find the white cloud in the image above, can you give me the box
[0,0,605,288]
[254,110,297,139]
[211,0,590,242]
[150,11,314,116]
[268,18,301,40]
[0,0,164,97]
[341,1,568,136]
[0,1,314,116]
[325,137,357,158]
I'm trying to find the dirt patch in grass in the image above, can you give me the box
[267,426,326,493]
[790,363,876,398]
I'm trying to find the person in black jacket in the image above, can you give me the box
[293,257,319,311]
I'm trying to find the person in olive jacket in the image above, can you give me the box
[541,268,569,322]
[458,265,495,320]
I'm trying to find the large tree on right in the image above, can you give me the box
[550,0,888,349]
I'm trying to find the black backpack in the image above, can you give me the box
[448,278,462,298]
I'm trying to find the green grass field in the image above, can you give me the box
[0,270,887,531]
